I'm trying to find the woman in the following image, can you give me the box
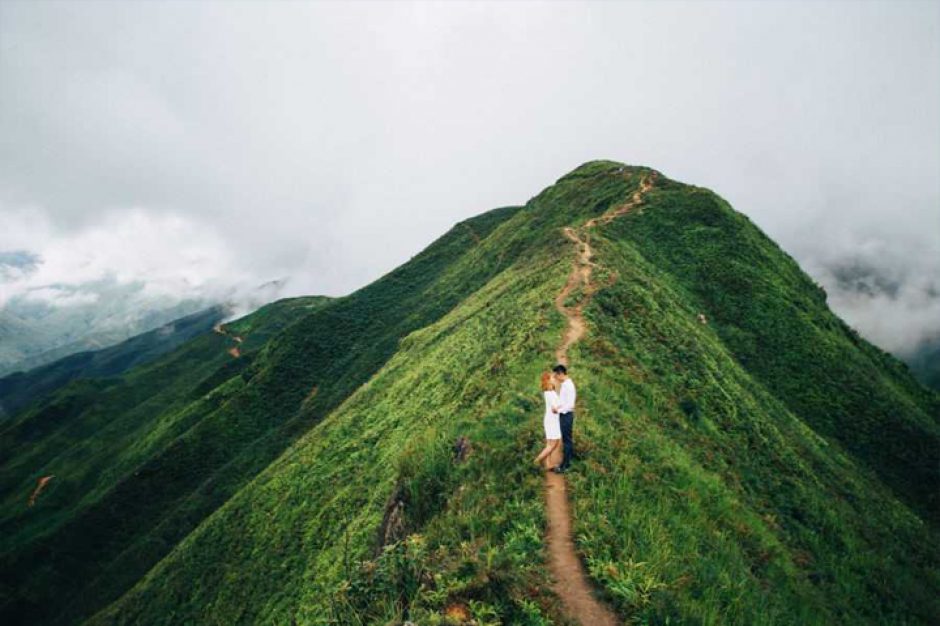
[533,371,562,469]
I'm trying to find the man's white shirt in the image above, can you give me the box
[557,378,576,414]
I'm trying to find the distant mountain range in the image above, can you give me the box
[0,287,212,377]
[0,275,292,381]
[1,161,937,625]
[0,305,228,418]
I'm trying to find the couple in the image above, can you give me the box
[534,364,576,474]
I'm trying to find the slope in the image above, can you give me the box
[89,162,938,626]
[1,201,522,624]
[0,296,331,622]
[602,174,940,520]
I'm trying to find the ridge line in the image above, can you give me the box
[546,172,656,626]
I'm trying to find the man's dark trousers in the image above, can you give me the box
[559,411,575,469]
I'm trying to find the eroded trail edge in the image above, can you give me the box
[546,173,655,626]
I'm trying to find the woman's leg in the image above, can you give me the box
[534,439,559,466]
[548,438,563,468]
[536,439,560,468]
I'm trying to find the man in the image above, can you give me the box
[551,363,576,473]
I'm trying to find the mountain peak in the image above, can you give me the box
[556,159,657,183]
[3,163,938,626]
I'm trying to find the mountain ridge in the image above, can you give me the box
[2,160,938,625]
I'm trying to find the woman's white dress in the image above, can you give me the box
[543,390,561,439]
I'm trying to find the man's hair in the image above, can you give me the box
[552,364,567,374]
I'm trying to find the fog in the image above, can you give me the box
[1,0,937,357]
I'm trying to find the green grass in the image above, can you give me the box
[0,297,332,623]
[603,181,940,521]
[2,201,529,624]
[90,246,572,626]
[563,227,938,624]
[2,160,937,625]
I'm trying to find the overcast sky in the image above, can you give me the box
[1,0,938,355]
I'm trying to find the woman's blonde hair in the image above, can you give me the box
[540,371,554,391]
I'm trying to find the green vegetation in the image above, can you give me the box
[604,182,940,520]
[0,296,332,624]
[565,230,938,624]
[1,199,525,624]
[2,160,937,625]
[91,246,571,626]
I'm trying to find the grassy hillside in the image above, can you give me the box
[568,217,938,623]
[0,200,526,624]
[602,178,940,521]
[91,244,568,626]
[0,296,331,622]
[77,162,938,626]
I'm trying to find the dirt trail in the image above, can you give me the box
[546,172,656,626]
[553,174,654,367]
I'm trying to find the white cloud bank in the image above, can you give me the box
[0,1,937,358]
[0,203,274,310]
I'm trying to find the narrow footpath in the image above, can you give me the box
[546,173,656,625]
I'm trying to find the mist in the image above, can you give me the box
[1,0,937,360]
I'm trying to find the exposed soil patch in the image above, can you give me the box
[28,474,54,507]
[214,323,244,358]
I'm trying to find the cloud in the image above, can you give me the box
[0,250,41,282]
[826,278,940,357]
[797,222,940,356]
[0,0,937,358]
[0,203,277,310]
[21,287,100,308]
